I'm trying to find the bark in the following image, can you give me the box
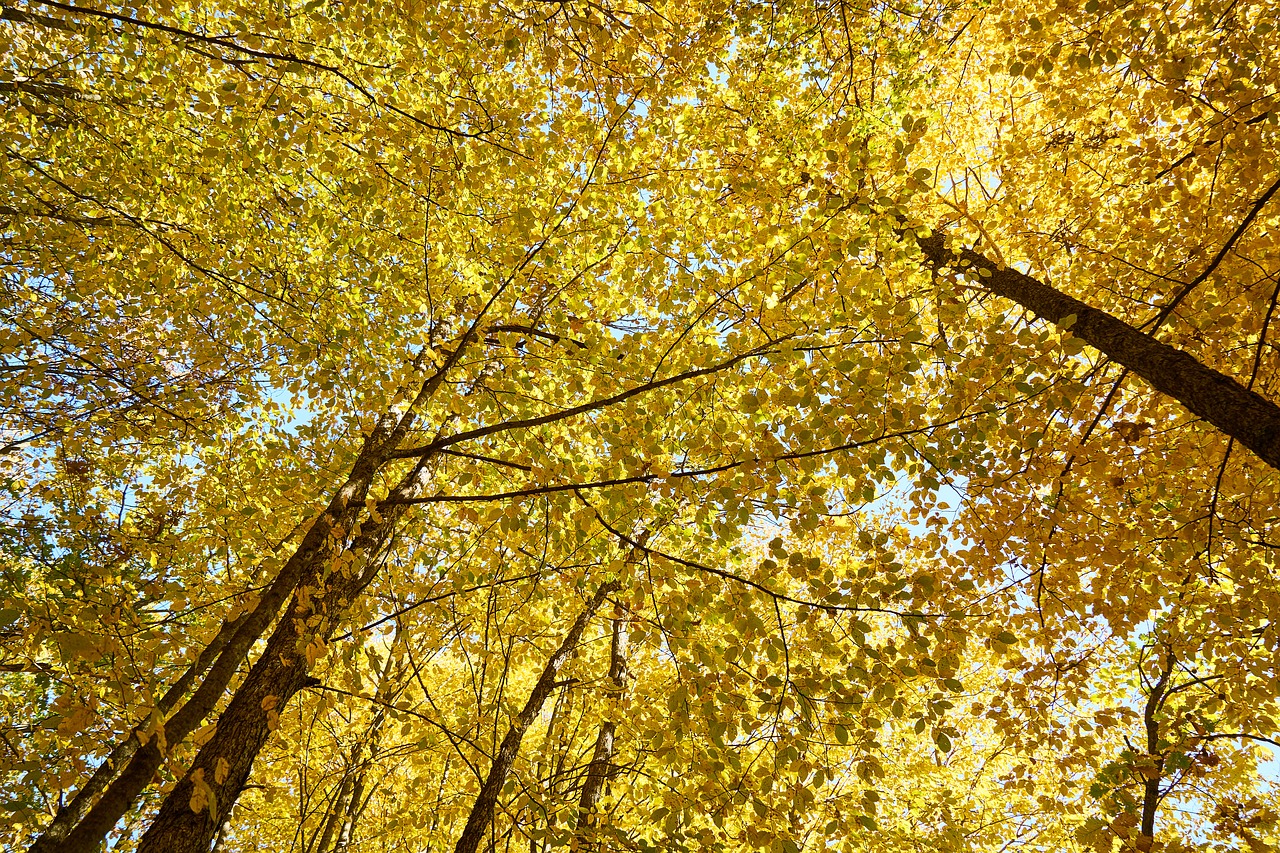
[38,358,450,850]
[326,637,398,853]
[42,422,397,853]
[30,609,250,852]
[334,774,365,853]
[454,582,619,853]
[1140,653,1174,842]
[311,775,352,853]
[0,79,82,98]
[133,474,415,853]
[574,615,629,842]
[915,232,1280,472]
[0,6,79,30]
[45,474,374,852]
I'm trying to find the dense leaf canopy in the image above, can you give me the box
[1,0,1278,851]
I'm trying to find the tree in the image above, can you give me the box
[2,0,1278,851]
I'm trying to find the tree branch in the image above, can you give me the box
[914,229,1280,471]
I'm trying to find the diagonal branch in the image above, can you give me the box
[391,348,770,459]
[579,493,959,619]
[914,230,1280,471]
[1144,175,1280,333]
[27,0,516,152]
[453,582,618,853]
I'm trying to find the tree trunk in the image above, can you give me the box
[133,462,419,853]
[1139,653,1174,844]
[574,614,629,844]
[39,358,454,853]
[311,775,352,853]
[41,432,390,853]
[454,582,619,853]
[326,635,399,853]
[334,773,366,853]
[29,608,249,852]
[915,232,1280,471]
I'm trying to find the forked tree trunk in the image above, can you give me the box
[133,466,420,853]
[38,357,455,853]
[453,582,619,853]
[914,232,1280,471]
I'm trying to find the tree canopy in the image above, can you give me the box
[1,0,1278,851]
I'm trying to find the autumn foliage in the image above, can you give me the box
[1,0,1278,851]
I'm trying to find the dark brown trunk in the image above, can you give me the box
[915,233,1280,471]
[1140,771,1161,842]
[576,725,615,823]
[133,475,415,853]
[43,437,386,853]
[1138,654,1173,843]
[29,608,249,852]
[453,582,619,853]
[31,331,456,853]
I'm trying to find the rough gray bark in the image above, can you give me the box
[453,582,619,853]
[915,232,1280,472]
[575,614,629,843]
